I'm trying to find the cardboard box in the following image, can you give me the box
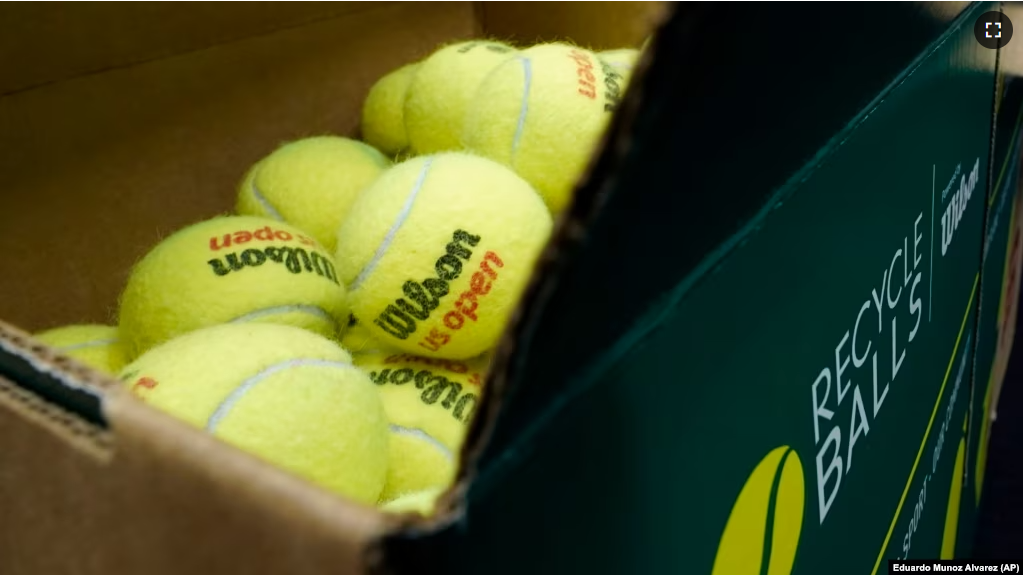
[0,3,662,574]
[0,2,1018,574]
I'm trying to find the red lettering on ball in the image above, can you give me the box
[419,250,507,352]
[443,311,465,330]
[470,271,493,295]
[211,226,304,251]
[569,49,598,100]
[418,327,451,351]
[131,377,159,398]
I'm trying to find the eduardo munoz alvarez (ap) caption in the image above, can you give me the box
[890,561,1021,573]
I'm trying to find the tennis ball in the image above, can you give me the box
[381,486,445,515]
[599,48,639,77]
[119,323,388,503]
[464,43,626,214]
[335,152,551,359]
[404,40,518,154]
[941,431,966,559]
[119,215,348,360]
[363,63,419,155]
[712,446,804,575]
[355,352,489,502]
[341,316,396,356]
[35,324,128,375]
[236,136,390,251]
[976,373,994,505]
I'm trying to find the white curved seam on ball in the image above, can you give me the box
[58,339,119,352]
[206,359,358,432]
[250,180,285,221]
[510,56,533,164]
[349,157,433,292]
[229,305,340,331]
[388,424,453,462]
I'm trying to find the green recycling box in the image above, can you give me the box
[380,3,1022,574]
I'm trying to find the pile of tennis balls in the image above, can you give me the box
[32,38,641,515]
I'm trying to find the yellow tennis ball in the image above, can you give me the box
[236,136,390,251]
[119,323,389,503]
[34,324,128,375]
[119,215,348,360]
[941,434,966,559]
[464,43,626,214]
[404,40,518,154]
[712,446,805,575]
[362,63,419,155]
[599,48,640,78]
[355,352,489,502]
[335,152,551,359]
[381,486,446,515]
[341,316,397,356]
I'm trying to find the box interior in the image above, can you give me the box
[0,1,660,333]
[0,3,663,570]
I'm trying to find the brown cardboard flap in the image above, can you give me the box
[0,373,390,575]
[0,1,476,333]
[0,3,380,96]
[481,1,663,49]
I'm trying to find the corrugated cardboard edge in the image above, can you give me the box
[0,319,406,574]
[0,320,116,425]
[0,371,113,463]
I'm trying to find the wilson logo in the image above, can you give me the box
[373,229,480,339]
[367,366,479,424]
[207,247,339,284]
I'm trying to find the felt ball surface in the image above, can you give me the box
[334,152,551,359]
[464,43,626,213]
[599,48,640,77]
[341,316,397,356]
[236,136,390,251]
[381,486,446,515]
[35,324,128,375]
[119,323,389,503]
[118,215,349,360]
[362,63,419,156]
[355,352,489,502]
[404,40,518,154]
